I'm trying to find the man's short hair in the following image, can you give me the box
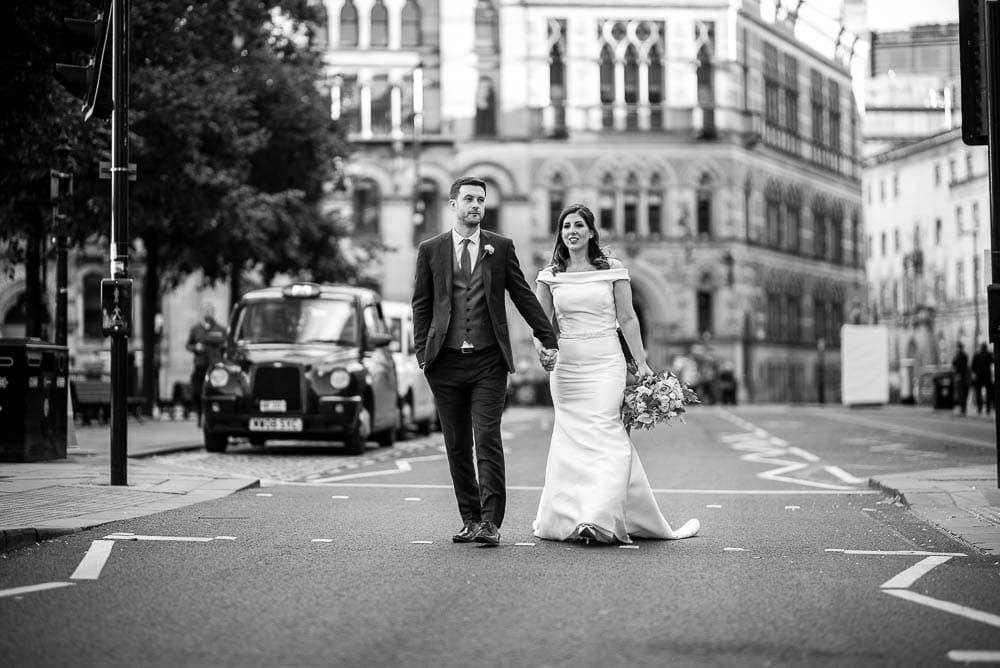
[449,177,487,201]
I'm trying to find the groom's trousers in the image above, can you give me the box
[424,345,508,527]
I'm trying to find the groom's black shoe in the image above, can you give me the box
[473,520,500,546]
[452,520,481,543]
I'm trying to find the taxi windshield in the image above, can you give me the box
[233,298,358,346]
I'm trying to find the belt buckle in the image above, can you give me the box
[460,342,475,355]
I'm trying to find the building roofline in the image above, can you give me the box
[862,127,963,166]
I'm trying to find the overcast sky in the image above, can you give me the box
[865,0,957,30]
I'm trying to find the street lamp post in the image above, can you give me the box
[412,66,424,241]
[817,337,826,404]
[51,139,73,347]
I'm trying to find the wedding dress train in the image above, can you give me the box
[531,267,700,544]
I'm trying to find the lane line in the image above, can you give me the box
[948,651,1000,663]
[290,482,878,495]
[70,540,115,580]
[103,534,214,542]
[841,550,968,556]
[883,589,1000,628]
[0,582,75,598]
[880,555,953,589]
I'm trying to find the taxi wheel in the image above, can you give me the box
[204,430,228,453]
[375,410,398,448]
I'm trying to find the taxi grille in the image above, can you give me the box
[252,365,303,411]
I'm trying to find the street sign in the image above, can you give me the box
[100,278,133,337]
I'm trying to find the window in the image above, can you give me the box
[786,200,800,253]
[647,187,663,236]
[881,232,887,257]
[548,173,565,235]
[765,188,781,247]
[696,43,715,135]
[957,261,966,299]
[783,53,799,135]
[893,174,899,198]
[697,290,713,339]
[851,216,860,266]
[787,296,801,340]
[972,202,980,227]
[548,21,566,132]
[475,0,498,51]
[475,77,496,136]
[764,43,780,126]
[813,207,826,259]
[648,44,664,129]
[624,45,640,130]
[370,0,388,47]
[696,174,712,237]
[810,70,824,146]
[956,205,964,233]
[935,218,942,243]
[401,0,422,47]
[827,80,840,154]
[949,158,956,182]
[352,178,381,235]
[966,151,974,179]
[599,45,615,128]
[339,0,358,47]
[934,162,941,186]
[624,173,639,235]
[879,179,885,202]
[369,75,391,135]
[480,179,501,232]
[82,273,103,339]
[598,184,615,233]
[894,228,900,252]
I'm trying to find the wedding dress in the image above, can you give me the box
[531,267,700,544]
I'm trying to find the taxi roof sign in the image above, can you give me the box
[281,283,322,298]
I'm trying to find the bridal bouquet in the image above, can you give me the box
[621,370,700,431]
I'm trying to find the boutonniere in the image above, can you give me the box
[483,244,495,256]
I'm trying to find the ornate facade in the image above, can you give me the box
[319,0,865,403]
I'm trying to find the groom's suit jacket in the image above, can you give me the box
[412,229,558,374]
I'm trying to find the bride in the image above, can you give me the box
[531,203,700,544]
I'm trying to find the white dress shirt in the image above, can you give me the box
[451,228,480,273]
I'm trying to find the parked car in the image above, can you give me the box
[382,300,437,435]
[201,282,401,454]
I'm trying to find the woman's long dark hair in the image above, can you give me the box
[549,203,610,273]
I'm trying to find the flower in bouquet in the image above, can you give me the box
[621,370,700,431]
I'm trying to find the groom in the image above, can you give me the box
[412,176,558,546]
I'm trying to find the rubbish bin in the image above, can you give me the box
[0,338,69,461]
[932,372,954,410]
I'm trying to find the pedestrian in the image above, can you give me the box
[412,176,559,546]
[971,342,994,415]
[186,302,226,426]
[952,341,970,416]
[531,203,699,544]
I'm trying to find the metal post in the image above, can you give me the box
[109,0,130,486]
[984,0,1000,483]
[412,66,424,242]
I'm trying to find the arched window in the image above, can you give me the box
[82,273,103,340]
[481,179,501,232]
[549,40,566,131]
[353,178,381,236]
[340,0,358,47]
[599,45,615,128]
[624,172,639,235]
[785,188,802,253]
[475,77,496,136]
[697,44,715,137]
[812,202,827,259]
[765,184,782,248]
[696,173,713,237]
[697,290,714,339]
[370,0,389,47]
[647,173,663,237]
[549,172,565,235]
[475,0,498,50]
[624,45,640,130]
[413,178,439,244]
[648,43,664,129]
[401,0,422,47]
[599,172,616,233]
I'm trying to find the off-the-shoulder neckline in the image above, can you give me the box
[541,266,625,274]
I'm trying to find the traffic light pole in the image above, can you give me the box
[986,0,1000,485]
[109,0,130,486]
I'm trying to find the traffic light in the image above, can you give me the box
[54,0,113,121]
[958,0,988,145]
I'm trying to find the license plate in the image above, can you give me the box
[248,417,303,432]
[259,399,287,412]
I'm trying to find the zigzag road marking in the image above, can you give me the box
[308,453,448,484]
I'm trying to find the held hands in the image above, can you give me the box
[538,348,558,372]
[635,361,654,379]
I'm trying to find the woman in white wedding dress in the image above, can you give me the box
[532,204,700,544]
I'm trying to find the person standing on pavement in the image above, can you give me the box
[412,176,559,546]
[186,302,226,426]
[951,341,971,416]
[971,342,994,415]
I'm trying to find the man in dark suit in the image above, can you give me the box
[412,176,558,546]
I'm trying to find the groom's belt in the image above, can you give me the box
[443,343,498,355]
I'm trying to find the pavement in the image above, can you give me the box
[0,415,260,554]
[0,407,998,557]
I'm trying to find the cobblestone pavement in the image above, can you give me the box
[149,435,445,484]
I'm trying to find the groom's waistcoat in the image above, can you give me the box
[443,251,498,351]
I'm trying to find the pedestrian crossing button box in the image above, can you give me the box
[988,284,1000,343]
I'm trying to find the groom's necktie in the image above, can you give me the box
[459,238,472,281]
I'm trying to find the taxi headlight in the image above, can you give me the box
[329,368,351,390]
[208,368,230,388]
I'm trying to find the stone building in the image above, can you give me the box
[864,127,989,402]
[319,0,865,403]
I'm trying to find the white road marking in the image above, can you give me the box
[71,540,115,580]
[0,582,75,598]
[103,534,214,542]
[724,547,745,552]
[331,495,350,499]
[214,536,237,540]
[301,482,877,495]
[784,505,800,510]
[825,548,845,553]
[884,589,1000,628]
[881,555,953,589]
[948,651,1000,663]
[256,493,273,497]
[619,545,639,550]
[706,504,723,508]
[309,453,447,483]
[311,539,334,543]
[514,542,535,546]
[411,540,433,544]
[840,550,968,557]
[404,497,421,501]
[825,466,867,484]
[861,508,877,512]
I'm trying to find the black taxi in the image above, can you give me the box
[201,283,400,454]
